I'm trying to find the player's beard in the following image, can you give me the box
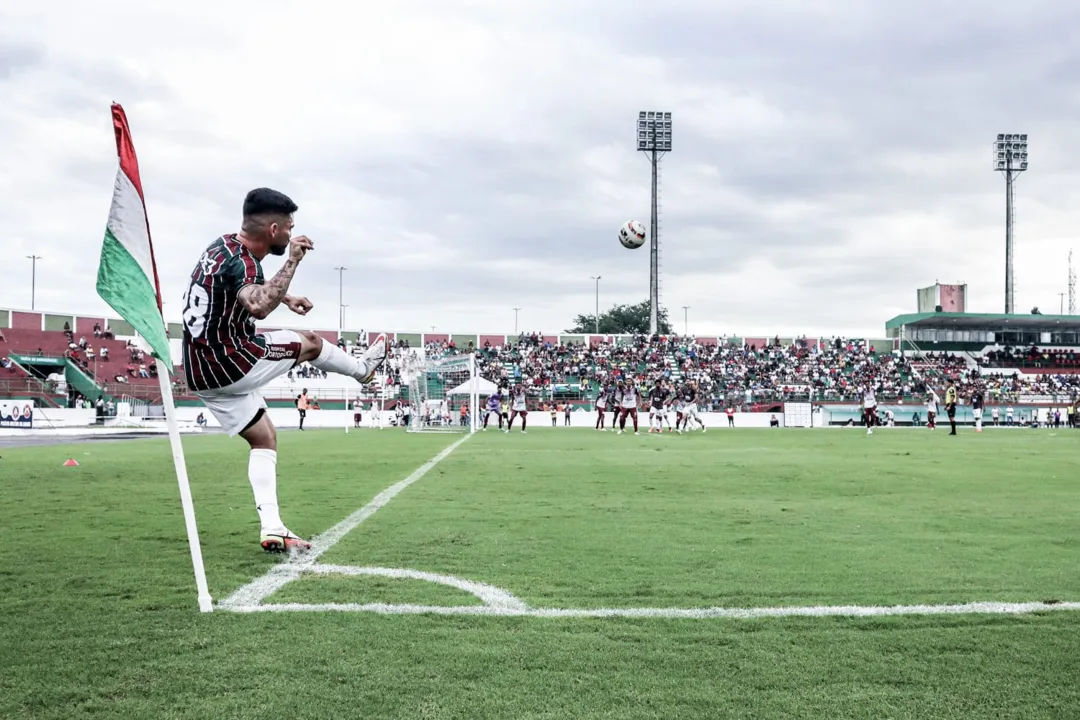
[268,228,289,256]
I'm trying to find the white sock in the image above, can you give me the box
[249,449,283,532]
[311,338,367,379]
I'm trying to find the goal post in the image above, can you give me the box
[405,353,479,433]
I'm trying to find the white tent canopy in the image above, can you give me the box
[446,376,499,396]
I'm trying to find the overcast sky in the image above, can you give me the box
[4,0,1080,339]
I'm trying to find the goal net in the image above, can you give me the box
[405,354,478,433]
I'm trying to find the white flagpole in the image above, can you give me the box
[155,361,214,612]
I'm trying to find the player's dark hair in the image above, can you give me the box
[242,188,298,219]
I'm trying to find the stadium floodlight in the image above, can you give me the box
[334,266,347,328]
[26,255,41,310]
[636,111,672,336]
[993,134,1029,314]
[590,276,601,334]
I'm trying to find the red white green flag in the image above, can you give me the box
[96,103,172,366]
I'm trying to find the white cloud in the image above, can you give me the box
[3,0,1080,339]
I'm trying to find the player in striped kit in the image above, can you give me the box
[595,382,614,431]
[181,188,387,554]
[677,381,706,433]
[615,380,641,435]
[862,385,877,436]
[507,383,529,433]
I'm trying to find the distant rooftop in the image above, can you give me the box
[885,312,1080,331]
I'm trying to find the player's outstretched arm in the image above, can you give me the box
[238,236,311,319]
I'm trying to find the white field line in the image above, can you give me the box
[309,564,529,611]
[224,599,1080,618]
[218,433,472,610]
[219,432,1080,620]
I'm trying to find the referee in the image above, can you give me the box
[945,379,958,435]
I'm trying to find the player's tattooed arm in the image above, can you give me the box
[238,259,299,319]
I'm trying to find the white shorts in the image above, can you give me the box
[512,403,527,413]
[973,408,982,420]
[194,330,301,436]
[683,404,699,418]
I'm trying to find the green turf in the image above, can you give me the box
[266,573,485,607]
[2,427,1079,719]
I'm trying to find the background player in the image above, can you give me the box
[507,383,529,433]
[971,384,984,432]
[615,379,640,435]
[647,378,670,433]
[862,383,877,435]
[595,382,611,431]
[482,389,503,431]
[181,188,386,554]
[926,390,938,430]
[679,381,706,433]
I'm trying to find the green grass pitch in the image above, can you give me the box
[2,426,1079,718]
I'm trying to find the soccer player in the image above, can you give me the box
[595,383,610,431]
[672,392,686,432]
[352,397,362,428]
[680,382,706,433]
[647,379,670,433]
[296,388,309,431]
[507,383,529,433]
[926,390,938,430]
[971,385,984,432]
[615,380,640,435]
[482,390,503,431]
[944,379,958,435]
[862,384,877,435]
[181,188,386,553]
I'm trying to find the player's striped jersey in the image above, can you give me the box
[863,390,877,409]
[617,386,639,408]
[648,386,670,407]
[181,234,271,392]
[680,386,697,404]
[972,391,984,409]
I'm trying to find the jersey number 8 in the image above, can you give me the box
[182,284,210,339]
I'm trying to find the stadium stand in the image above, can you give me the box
[4,307,1080,411]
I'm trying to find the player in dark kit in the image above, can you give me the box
[181,188,388,554]
[648,379,671,433]
[971,386,984,432]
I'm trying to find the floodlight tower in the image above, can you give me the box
[1069,250,1076,315]
[994,133,1028,314]
[637,111,672,336]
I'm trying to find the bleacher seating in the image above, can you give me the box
[6,309,1080,407]
[0,327,161,395]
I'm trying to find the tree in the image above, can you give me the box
[565,300,673,335]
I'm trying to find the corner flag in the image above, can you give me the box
[96,103,213,612]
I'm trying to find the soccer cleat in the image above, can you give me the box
[356,334,388,383]
[260,529,312,554]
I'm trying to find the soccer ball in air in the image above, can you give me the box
[619,220,647,249]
